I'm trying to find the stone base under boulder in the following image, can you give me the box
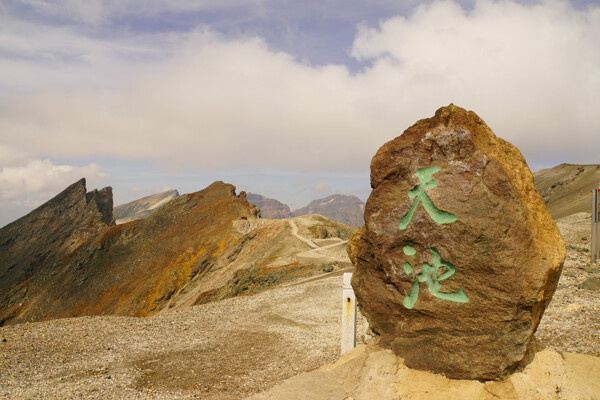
[248,342,600,400]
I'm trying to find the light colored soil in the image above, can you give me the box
[1,213,598,399]
[0,273,367,400]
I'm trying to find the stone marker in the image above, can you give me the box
[351,104,565,380]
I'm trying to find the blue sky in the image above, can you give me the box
[1,0,599,227]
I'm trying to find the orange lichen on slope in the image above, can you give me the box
[258,262,302,276]
[138,246,208,316]
[211,229,234,257]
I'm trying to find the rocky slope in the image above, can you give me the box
[0,180,354,326]
[246,193,292,219]
[113,189,179,224]
[0,179,114,326]
[534,163,600,219]
[293,194,365,227]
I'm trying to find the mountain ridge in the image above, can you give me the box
[0,180,354,326]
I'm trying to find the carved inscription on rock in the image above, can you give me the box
[351,105,565,380]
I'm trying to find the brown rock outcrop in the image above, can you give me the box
[351,105,565,380]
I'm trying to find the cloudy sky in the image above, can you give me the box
[1,0,599,227]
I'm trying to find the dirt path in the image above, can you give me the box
[287,219,318,248]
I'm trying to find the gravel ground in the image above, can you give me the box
[536,212,600,356]
[1,213,598,399]
[0,270,367,400]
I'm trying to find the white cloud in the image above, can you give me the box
[0,155,109,203]
[0,0,598,180]
[350,0,600,165]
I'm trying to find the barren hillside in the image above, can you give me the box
[534,164,600,219]
[0,180,354,326]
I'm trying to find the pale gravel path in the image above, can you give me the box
[287,219,318,248]
[1,213,598,399]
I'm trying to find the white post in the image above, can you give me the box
[597,187,600,262]
[593,188,599,264]
[341,272,357,355]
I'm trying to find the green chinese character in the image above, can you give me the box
[399,166,457,230]
[402,246,469,310]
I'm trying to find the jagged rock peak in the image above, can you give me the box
[44,177,87,208]
[0,178,116,325]
[190,181,260,218]
[86,186,113,226]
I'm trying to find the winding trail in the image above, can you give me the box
[288,219,319,249]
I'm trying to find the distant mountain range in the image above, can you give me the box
[114,191,365,227]
[114,189,179,224]
[291,194,365,227]
[245,193,292,219]
[246,193,365,227]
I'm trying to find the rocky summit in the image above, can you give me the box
[351,105,566,380]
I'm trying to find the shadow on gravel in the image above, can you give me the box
[133,330,293,399]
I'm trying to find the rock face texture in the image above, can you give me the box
[293,194,365,227]
[351,105,566,380]
[246,193,292,219]
[533,163,600,219]
[0,179,114,326]
[113,189,179,224]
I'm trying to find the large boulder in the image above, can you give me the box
[351,105,565,380]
